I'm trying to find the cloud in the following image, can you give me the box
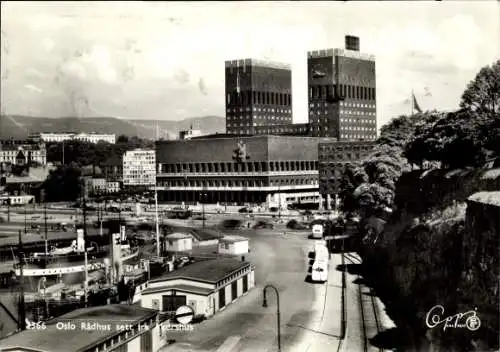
[1,2,498,122]
[173,69,190,85]
[24,84,42,93]
[42,37,55,52]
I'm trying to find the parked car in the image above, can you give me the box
[253,221,273,230]
[238,207,252,213]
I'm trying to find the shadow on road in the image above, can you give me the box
[335,263,363,276]
[370,327,416,351]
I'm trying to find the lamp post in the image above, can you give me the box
[200,192,207,228]
[262,284,281,352]
[24,203,27,234]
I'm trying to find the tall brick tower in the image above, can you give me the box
[225,59,292,135]
[307,35,377,141]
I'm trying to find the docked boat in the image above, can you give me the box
[12,229,139,277]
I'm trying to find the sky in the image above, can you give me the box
[1,1,499,128]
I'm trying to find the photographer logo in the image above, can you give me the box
[426,305,481,331]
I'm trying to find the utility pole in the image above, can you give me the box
[82,180,89,307]
[24,204,27,234]
[43,191,48,256]
[18,230,26,330]
[154,187,160,258]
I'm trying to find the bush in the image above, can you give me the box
[286,220,307,230]
[221,219,242,229]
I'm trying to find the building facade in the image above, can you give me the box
[102,156,123,182]
[179,128,203,140]
[318,140,375,208]
[308,35,377,140]
[165,233,193,252]
[140,258,255,318]
[29,132,116,144]
[156,135,335,205]
[123,149,156,187]
[0,140,47,165]
[84,178,121,195]
[225,59,292,135]
[0,305,167,352]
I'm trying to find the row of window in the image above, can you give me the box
[160,161,318,173]
[309,84,375,101]
[340,118,376,125]
[319,144,374,154]
[341,126,376,132]
[228,127,307,135]
[227,91,292,106]
[310,102,376,109]
[159,178,318,188]
[341,134,376,140]
[227,115,291,121]
[340,110,376,116]
[227,107,292,114]
[229,122,292,127]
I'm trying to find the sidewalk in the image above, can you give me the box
[287,253,343,352]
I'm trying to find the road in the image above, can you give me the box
[161,229,344,352]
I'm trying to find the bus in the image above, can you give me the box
[311,260,328,283]
[311,224,324,239]
[309,243,329,283]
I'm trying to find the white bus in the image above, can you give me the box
[311,224,324,239]
[309,243,329,283]
[311,260,328,283]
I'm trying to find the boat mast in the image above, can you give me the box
[18,230,26,330]
[82,180,88,307]
[154,186,160,258]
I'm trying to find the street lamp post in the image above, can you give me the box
[24,204,27,234]
[200,193,207,228]
[262,284,282,352]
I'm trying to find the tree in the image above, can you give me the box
[460,60,500,116]
[405,109,500,168]
[337,162,367,214]
[42,164,82,202]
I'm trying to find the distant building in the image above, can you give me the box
[123,149,156,187]
[106,181,121,193]
[308,35,377,140]
[225,59,293,135]
[102,156,123,182]
[318,140,375,209]
[218,235,249,255]
[0,140,47,165]
[0,305,167,352]
[140,258,255,318]
[179,127,204,140]
[85,177,107,195]
[29,132,116,144]
[165,233,193,252]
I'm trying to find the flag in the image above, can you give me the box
[412,93,422,113]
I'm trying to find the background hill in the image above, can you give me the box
[0,115,225,140]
